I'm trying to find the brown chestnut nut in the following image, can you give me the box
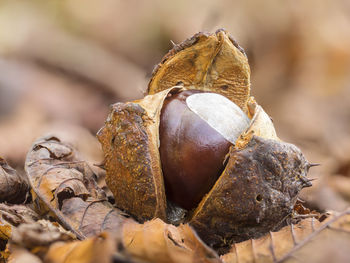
[97,30,314,250]
[159,90,250,210]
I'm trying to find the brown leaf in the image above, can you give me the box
[9,220,74,259]
[7,246,42,263]
[328,175,350,201]
[44,232,142,263]
[24,135,219,263]
[25,135,133,239]
[25,219,221,263]
[0,203,39,262]
[42,219,222,263]
[0,157,30,204]
[123,218,221,263]
[40,215,221,263]
[0,203,38,227]
[221,208,350,263]
[293,200,311,215]
[10,220,74,249]
[41,207,221,263]
[0,204,39,241]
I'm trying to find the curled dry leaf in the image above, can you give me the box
[0,157,30,204]
[24,136,132,239]
[221,208,350,263]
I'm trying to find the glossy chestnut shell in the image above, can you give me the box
[159,90,232,210]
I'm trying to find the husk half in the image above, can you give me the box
[188,103,299,248]
[148,29,250,112]
[97,87,183,222]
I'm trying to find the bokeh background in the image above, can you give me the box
[0,0,350,212]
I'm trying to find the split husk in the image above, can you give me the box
[98,29,312,249]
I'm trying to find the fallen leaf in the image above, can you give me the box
[0,204,39,261]
[43,219,221,263]
[9,220,74,259]
[24,136,133,239]
[7,245,42,263]
[0,204,39,241]
[221,208,350,263]
[24,135,220,263]
[0,157,30,204]
[123,218,220,263]
[44,232,140,263]
[328,175,350,201]
[10,220,75,249]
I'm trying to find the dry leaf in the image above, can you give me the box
[44,232,141,263]
[24,135,220,263]
[9,220,74,259]
[0,204,39,261]
[31,218,221,263]
[0,157,30,204]
[0,204,39,241]
[328,174,350,201]
[24,135,134,239]
[41,218,221,263]
[41,206,221,263]
[10,220,75,249]
[7,246,42,263]
[221,208,350,263]
[123,218,220,263]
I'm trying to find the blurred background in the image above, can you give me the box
[0,0,349,212]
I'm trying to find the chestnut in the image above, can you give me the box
[97,30,313,250]
[159,90,249,210]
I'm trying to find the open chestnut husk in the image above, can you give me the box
[97,30,314,250]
